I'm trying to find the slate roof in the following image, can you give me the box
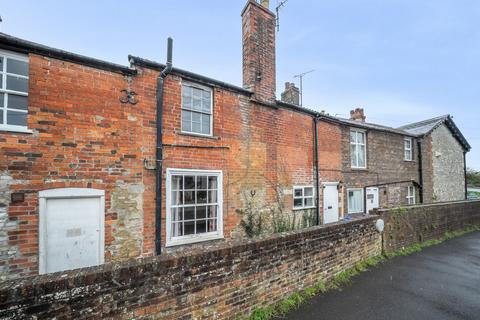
[399,115,471,151]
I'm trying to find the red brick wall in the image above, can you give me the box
[0,54,157,279]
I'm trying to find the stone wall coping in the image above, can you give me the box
[375,200,480,213]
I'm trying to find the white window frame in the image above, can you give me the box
[407,186,416,205]
[166,168,223,247]
[180,81,213,137]
[293,185,315,210]
[404,137,413,161]
[350,129,367,169]
[0,49,31,133]
[347,188,364,214]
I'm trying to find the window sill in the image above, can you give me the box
[293,206,316,211]
[0,126,33,134]
[351,167,368,171]
[178,131,220,140]
[166,234,224,247]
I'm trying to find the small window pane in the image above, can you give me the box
[304,188,313,196]
[201,114,211,134]
[192,121,201,133]
[184,221,195,235]
[182,109,191,121]
[6,75,28,92]
[208,219,217,232]
[182,85,192,98]
[294,198,303,207]
[351,145,356,167]
[8,94,28,110]
[197,176,208,189]
[184,176,195,189]
[182,119,192,132]
[0,108,3,124]
[7,111,27,126]
[294,189,302,197]
[350,131,356,143]
[0,93,4,107]
[7,58,28,76]
[172,222,183,237]
[184,207,195,220]
[0,57,3,70]
[208,190,217,203]
[172,208,183,221]
[171,190,183,205]
[184,191,195,204]
[357,132,365,144]
[305,198,313,207]
[172,176,183,190]
[197,190,207,203]
[208,206,217,218]
[0,74,3,89]
[196,220,207,233]
[197,206,207,219]
[208,176,217,189]
[192,96,202,111]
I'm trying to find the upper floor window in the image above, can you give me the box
[407,186,416,205]
[181,83,212,136]
[350,129,366,168]
[166,169,223,246]
[404,137,413,161]
[0,50,29,132]
[293,186,315,210]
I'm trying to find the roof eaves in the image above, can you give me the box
[129,55,252,96]
[0,33,135,75]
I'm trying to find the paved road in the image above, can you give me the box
[286,232,480,320]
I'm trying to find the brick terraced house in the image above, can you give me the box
[0,0,470,280]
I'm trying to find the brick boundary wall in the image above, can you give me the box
[0,217,380,319]
[378,200,480,253]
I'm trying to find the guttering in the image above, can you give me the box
[0,32,135,75]
[313,116,321,225]
[155,38,173,255]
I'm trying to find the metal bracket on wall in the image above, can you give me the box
[120,89,138,105]
[143,158,157,170]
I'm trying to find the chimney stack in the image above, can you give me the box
[281,82,300,106]
[350,108,366,122]
[242,0,276,103]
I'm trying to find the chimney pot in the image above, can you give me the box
[350,108,366,122]
[260,0,269,9]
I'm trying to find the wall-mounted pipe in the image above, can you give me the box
[417,140,424,203]
[314,116,320,225]
[155,37,173,255]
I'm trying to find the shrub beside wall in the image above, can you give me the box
[379,200,480,252]
[0,217,381,320]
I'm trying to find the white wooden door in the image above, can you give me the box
[323,183,339,224]
[39,188,104,274]
[366,187,379,214]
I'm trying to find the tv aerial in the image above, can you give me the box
[275,0,288,31]
[294,69,315,107]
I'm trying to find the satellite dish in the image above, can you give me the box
[375,219,385,233]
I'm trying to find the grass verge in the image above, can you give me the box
[247,225,480,320]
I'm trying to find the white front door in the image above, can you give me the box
[366,187,379,214]
[39,188,104,274]
[323,183,339,224]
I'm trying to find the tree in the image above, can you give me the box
[466,168,480,187]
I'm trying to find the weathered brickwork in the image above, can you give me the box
[0,54,157,279]
[340,125,420,210]
[431,124,466,202]
[379,200,480,252]
[0,216,382,320]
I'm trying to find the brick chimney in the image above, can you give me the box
[281,82,300,106]
[350,108,366,122]
[242,0,276,103]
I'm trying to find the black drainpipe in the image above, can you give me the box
[155,37,173,255]
[314,116,320,225]
[464,151,467,200]
[417,139,424,203]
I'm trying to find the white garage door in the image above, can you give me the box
[39,188,104,274]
